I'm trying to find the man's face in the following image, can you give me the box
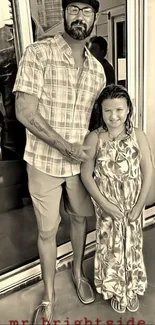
[64,2,96,40]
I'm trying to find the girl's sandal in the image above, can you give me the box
[111,297,126,313]
[127,294,139,312]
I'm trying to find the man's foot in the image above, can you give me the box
[32,301,54,325]
[111,297,126,313]
[71,263,95,304]
[127,293,139,312]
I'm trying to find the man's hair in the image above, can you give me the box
[62,0,100,13]
[90,36,108,56]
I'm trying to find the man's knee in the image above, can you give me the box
[70,215,86,225]
[39,224,59,241]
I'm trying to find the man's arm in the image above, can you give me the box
[15,92,90,163]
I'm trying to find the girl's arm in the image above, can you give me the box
[81,131,123,220]
[129,128,153,222]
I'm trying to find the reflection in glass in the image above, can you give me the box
[114,17,126,87]
[29,0,63,31]
[0,24,26,161]
[117,21,126,59]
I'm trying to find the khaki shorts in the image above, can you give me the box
[27,164,94,232]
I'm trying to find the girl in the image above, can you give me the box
[81,85,153,313]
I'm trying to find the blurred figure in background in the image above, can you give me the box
[88,36,115,132]
[88,35,115,85]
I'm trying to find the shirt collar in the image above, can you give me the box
[54,33,91,59]
[54,33,71,55]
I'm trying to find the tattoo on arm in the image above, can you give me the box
[29,112,71,154]
[27,112,45,132]
[27,112,69,151]
[16,93,72,157]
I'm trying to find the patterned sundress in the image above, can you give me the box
[93,128,147,306]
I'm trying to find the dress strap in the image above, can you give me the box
[94,127,103,136]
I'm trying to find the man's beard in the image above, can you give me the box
[64,18,95,40]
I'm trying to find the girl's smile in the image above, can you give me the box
[102,98,129,133]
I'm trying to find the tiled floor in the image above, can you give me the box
[0,225,155,325]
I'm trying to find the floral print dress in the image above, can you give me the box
[93,128,147,305]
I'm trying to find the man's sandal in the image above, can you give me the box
[71,263,95,304]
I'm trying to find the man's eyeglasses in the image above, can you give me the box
[67,5,95,17]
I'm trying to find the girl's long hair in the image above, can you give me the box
[89,84,133,134]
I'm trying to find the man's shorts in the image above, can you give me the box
[27,164,94,232]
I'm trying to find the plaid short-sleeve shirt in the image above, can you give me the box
[13,33,106,177]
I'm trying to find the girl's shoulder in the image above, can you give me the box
[86,128,107,149]
[85,129,99,145]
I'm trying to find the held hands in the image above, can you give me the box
[64,142,91,164]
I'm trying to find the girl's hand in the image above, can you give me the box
[128,206,141,223]
[101,203,124,222]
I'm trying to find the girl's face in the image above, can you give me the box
[102,98,129,130]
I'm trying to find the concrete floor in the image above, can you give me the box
[0,225,155,325]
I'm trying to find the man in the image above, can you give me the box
[88,36,115,131]
[89,36,115,85]
[13,0,106,323]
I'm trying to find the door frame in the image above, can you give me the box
[11,0,33,63]
[126,0,145,129]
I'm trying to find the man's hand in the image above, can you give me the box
[63,142,91,164]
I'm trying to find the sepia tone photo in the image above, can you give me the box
[0,0,155,324]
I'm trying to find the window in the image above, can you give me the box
[38,10,45,25]
[37,0,42,5]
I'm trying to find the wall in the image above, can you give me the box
[100,0,125,11]
[97,0,125,39]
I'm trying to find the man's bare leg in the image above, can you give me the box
[70,216,95,304]
[32,230,57,324]
[38,230,57,302]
